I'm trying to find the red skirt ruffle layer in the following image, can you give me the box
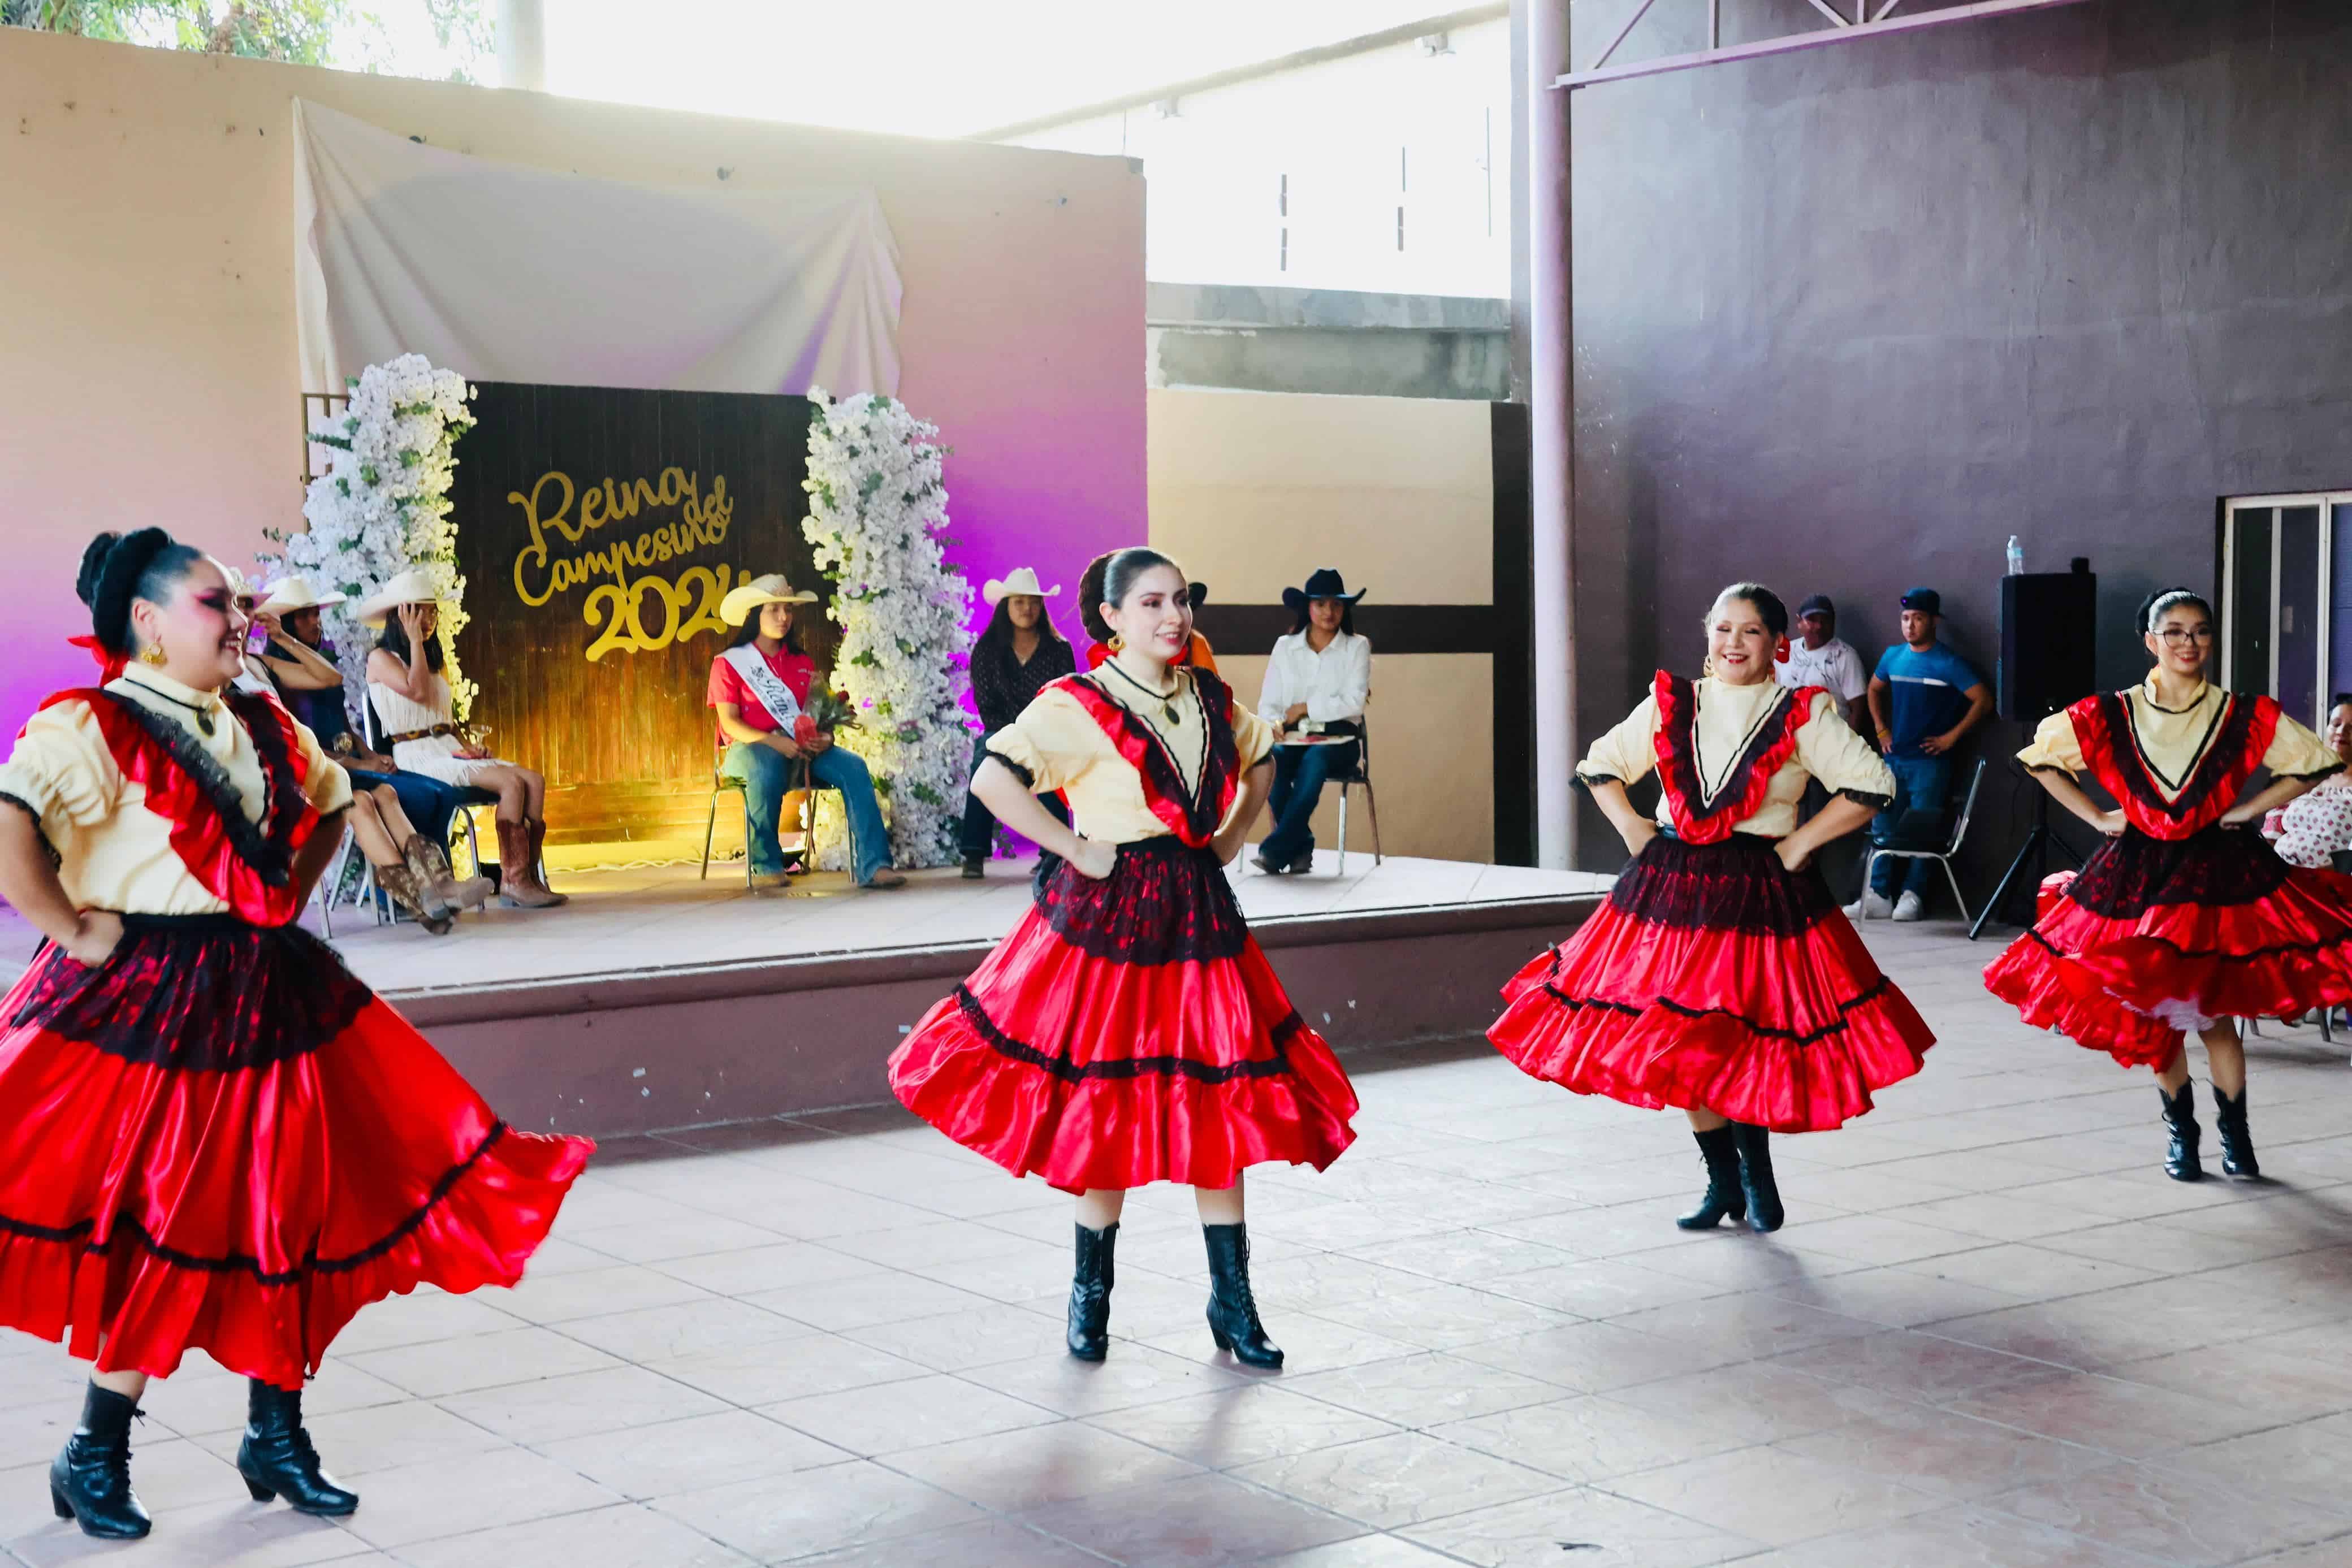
[1488,834,1935,1132]
[0,917,592,1386]
[887,840,1357,1192]
[1985,826,2352,1068]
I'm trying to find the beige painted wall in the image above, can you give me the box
[1149,389,1497,863]
[0,29,1142,721]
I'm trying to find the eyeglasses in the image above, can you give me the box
[2156,627,2214,646]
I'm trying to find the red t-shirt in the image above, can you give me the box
[707,646,815,748]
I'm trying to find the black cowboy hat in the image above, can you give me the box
[1187,582,1209,609]
[1281,568,1367,612]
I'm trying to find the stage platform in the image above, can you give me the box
[3,855,1610,1139]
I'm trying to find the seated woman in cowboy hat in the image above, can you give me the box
[708,573,904,891]
[961,567,1077,878]
[361,569,567,909]
[1252,568,1372,876]
[250,575,490,932]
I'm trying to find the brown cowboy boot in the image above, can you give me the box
[495,818,565,909]
[374,860,454,934]
[525,817,568,906]
[403,833,491,912]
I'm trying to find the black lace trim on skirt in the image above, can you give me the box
[2064,825,2289,919]
[0,1124,508,1285]
[953,985,1303,1084]
[10,917,373,1071]
[1033,835,1250,964]
[1607,831,1835,936]
[1541,970,1896,1047]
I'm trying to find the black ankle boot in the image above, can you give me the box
[237,1380,358,1516]
[1676,1125,1748,1231]
[1203,1223,1283,1368]
[1731,1124,1785,1233]
[2212,1085,2260,1179]
[2160,1082,2204,1181]
[50,1381,150,1539]
[1067,1222,1117,1362]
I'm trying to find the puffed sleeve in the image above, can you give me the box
[1229,695,1277,771]
[1795,691,1895,807]
[1576,695,1659,787]
[984,686,1100,794]
[289,716,353,815]
[0,700,122,857]
[2017,709,2086,775]
[2262,709,2346,782]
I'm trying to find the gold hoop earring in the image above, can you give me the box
[139,643,167,667]
[1107,633,1125,653]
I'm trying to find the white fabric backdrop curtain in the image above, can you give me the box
[292,99,902,399]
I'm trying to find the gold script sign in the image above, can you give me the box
[508,467,744,662]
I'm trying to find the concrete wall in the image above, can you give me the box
[0,29,1143,729]
[1564,0,2352,895]
[1148,388,1502,863]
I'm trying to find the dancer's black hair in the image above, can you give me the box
[1707,582,1790,640]
[2137,586,2213,634]
[76,528,204,656]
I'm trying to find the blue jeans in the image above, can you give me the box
[1261,740,1359,866]
[1870,753,1952,903]
[348,766,465,850]
[723,741,892,884]
[961,728,1067,860]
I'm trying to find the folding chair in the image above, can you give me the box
[1860,757,1986,925]
[1332,721,1382,874]
[701,743,836,886]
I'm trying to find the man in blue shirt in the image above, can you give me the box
[1849,587,1992,922]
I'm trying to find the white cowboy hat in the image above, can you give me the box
[260,573,349,614]
[356,567,444,629]
[719,571,820,627]
[983,567,1062,607]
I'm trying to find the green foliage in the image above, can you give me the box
[5,0,490,81]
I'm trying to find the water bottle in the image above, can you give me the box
[2005,535,2025,575]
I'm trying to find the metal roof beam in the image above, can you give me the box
[1558,0,2090,90]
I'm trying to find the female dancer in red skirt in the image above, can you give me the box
[0,530,593,1539]
[1984,587,2350,1180]
[1488,583,1935,1232]
[888,548,1356,1368]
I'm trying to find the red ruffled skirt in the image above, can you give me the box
[1984,825,2352,1067]
[1488,833,1935,1132]
[0,915,593,1387]
[887,838,1358,1191]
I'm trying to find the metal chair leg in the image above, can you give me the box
[1337,787,1349,877]
[1363,779,1382,865]
[1940,856,1973,929]
[1859,849,1878,916]
[702,787,719,881]
[742,789,755,890]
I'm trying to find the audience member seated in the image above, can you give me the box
[362,568,568,909]
[1776,593,1870,732]
[1078,549,1216,673]
[1251,568,1372,877]
[961,568,1075,878]
[2265,692,2352,869]
[1849,586,1991,924]
[708,572,905,891]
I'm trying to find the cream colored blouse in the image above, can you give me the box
[0,668,352,916]
[2018,676,2341,790]
[1578,675,1895,838]
[987,668,1277,844]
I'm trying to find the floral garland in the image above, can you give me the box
[264,354,477,726]
[800,390,976,870]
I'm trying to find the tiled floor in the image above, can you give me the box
[6,917,2352,1566]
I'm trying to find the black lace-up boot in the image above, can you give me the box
[1203,1223,1283,1368]
[1676,1125,1748,1230]
[50,1381,150,1539]
[2212,1085,2260,1179]
[2160,1082,2204,1181]
[1731,1123,1785,1233]
[1067,1222,1117,1361]
[237,1380,358,1515]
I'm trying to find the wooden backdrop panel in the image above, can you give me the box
[448,383,822,843]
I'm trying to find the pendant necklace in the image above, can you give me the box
[137,685,220,738]
[1104,659,1184,726]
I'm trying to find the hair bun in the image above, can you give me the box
[76,532,124,609]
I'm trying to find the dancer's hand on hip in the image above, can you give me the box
[1067,839,1118,880]
[63,911,122,968]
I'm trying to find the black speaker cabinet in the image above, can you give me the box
[1999,561,2098,722]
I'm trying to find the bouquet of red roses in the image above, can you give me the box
[792,689,861,748]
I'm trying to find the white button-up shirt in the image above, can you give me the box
[1775,636,1868,703]
[1257,629,1372,729]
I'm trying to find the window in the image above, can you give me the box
[2221,492,2351,729]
